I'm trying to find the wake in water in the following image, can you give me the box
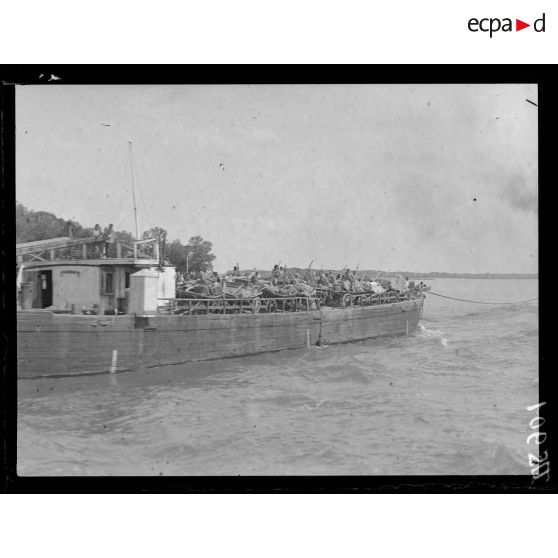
[417,324,446,339]
[415,324,453,349]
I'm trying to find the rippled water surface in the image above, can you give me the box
[18,279,538,476]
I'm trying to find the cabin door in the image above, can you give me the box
[40,270,53,308]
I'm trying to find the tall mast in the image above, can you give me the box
[128,141,140,240]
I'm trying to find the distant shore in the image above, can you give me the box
[405,275,537,280]
[400,274,538,280]
[235,268,538,280]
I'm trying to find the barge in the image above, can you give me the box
[16,235,425,379]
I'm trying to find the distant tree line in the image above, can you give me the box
[16,202,216,273]
[16,202,97,243]
[141,227,215,273]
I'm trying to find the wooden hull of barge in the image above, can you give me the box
[16,297,424,378]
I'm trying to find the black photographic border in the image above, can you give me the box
[1,65,554,493]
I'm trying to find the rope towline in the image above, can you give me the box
[427,291,538,305]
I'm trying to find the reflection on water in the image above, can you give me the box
[18,279,538,476]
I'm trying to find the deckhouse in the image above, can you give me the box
[17,235,175,315]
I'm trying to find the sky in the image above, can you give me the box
[16,84,538,273]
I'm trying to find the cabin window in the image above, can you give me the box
[125,272,131,289]
[101,271,114,294]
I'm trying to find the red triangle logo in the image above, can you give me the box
[516,19,530,31]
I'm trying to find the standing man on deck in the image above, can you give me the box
[93,224,102,257]
[103,224,115,258]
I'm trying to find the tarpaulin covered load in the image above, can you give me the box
[262,282,316,298]
[177,279,223,298]
[177,277,263,299]
[223,281,261,299]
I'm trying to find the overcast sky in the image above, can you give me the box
[16,84,537,273]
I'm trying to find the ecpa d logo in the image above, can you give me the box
[468,13,545,37]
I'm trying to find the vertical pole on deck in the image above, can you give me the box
[129,141,140,240]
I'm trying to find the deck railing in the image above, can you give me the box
[158,291,421,315]
[16,236,159,263]
[336,290,415,307]
[158,296,319,315]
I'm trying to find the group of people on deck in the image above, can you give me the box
[177,263,425,295]
[307,268,388,294]
[92,223,115,258]
[170,254,431,299]
[64,220,115,258]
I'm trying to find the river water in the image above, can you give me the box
[17,278,538,476]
